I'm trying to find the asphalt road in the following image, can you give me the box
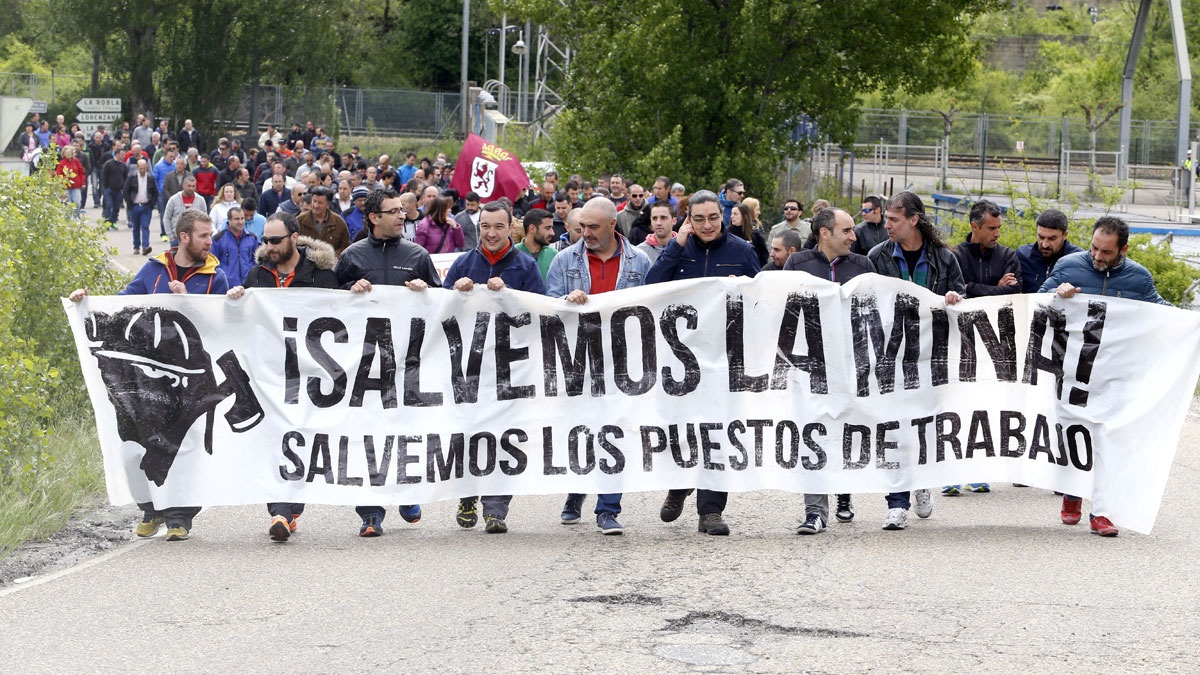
[2,398,1198,674]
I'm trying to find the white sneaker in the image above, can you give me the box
[882,507,909,530]
[913,489,933,519]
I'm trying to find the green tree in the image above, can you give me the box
[503,0,1002,196]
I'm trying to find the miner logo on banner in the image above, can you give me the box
[85,306,264,486]
[450,133,531,204]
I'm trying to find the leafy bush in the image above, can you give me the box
[0,165,126,478]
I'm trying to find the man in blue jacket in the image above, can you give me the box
[1040,215,1169,537]
[210,206,259,286]
[648,189,760,536]
[545,197,652,535]
[1016,209,1084,293]
[69,210,228,541]
[443,200,546,535]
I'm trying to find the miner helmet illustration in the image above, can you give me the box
[85,306,264,486]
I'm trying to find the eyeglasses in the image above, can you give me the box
[690,213,724,224]
[861,207,875,213]
[782,206,799,211]
[262,235,289,245]
[380,207,404,216]
[630,193,645,198]
[732,190,745,196]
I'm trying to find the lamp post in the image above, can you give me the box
[512,24,529,123]
[460,0,470,138]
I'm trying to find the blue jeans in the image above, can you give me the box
[66,188,82,217]
[130,203,152,249]
[90,173,102,207]
[568,493,622,516]
[886,491,910,509]
[103,188,122,223]
[156,192,168,236]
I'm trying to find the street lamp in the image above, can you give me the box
[512,25,530,122]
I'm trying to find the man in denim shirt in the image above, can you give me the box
[545,198,651,534]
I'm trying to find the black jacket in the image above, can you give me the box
[122,171,158,209]
[851,221,888,255]
[951,237,1022,297]
[101,155,128,192]
[782,249,876,283]
[867,240,966,294]
[334,227,442,289]
[243,237,339,289]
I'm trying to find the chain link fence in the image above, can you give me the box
[216,85,462,138]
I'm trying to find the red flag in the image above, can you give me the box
[449,134,531,204]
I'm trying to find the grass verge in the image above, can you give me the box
[0,414,106,557]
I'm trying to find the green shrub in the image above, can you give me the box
[0,164,126,478]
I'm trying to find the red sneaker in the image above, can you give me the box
[1090,515,1119,537]
[1061,497,1082,525]
[288,514,300,533]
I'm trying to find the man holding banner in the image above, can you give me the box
[227,212,340,542]
[782,207,876,534]
[1040,215,1169,537]
[648,190,761,536]
[68,210,229,542]
[335,188,441,537]
[867,191,964,530]
[443,200,546,534]
[545,197,652,534]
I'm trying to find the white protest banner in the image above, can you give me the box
[63,274,1200,533]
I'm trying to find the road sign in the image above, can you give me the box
[75,97,121,113]
[76,112,116,123]
[29,101,47,114]
[78,123,106,137]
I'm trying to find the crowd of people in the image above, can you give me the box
[63,115,1169,543]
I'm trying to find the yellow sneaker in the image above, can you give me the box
[165,526,189,541]
[135,515,164,538]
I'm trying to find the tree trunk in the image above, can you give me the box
[126,24,158,119]
[90,46,101,96]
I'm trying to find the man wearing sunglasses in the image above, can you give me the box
[852,195,888,255]
[334,188,441,538]
[227,212,339,541]
[768,199,809,243]
[718,178,745,226]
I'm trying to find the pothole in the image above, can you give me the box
[662,611,869,640]
[569,593,663,606]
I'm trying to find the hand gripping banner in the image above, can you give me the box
[63,274,1200,533]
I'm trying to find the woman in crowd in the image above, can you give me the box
[730,202,769,267]
[415,196,464,254]
[209,183,242,232]
[55,145,87,217]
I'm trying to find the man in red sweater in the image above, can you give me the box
[192,154,220,210]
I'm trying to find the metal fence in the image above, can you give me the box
[7,70,1195,152]
[217,85,463,138]
[854,109,1184,165]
